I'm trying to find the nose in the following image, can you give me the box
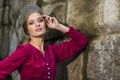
[36,21,40,27]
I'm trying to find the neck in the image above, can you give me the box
[29,37,45,54]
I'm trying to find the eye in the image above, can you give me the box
[28,22,34,25]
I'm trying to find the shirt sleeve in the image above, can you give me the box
[0,45,28,79]
[51,26,88,63]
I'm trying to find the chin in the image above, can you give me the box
[37,32,46,37]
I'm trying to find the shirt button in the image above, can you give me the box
[46,63,49,65]
[48,76,50,79]
[48,72,50,75]
[48,67,50,70]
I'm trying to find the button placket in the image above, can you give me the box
[46,62,51,79]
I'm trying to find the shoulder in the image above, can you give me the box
[17,43,30,49]
[8,44,32,57]
[46,42,64,50]
[16,43,31,53]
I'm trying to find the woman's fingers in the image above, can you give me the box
[42,15,50,21]
[42,15,60,29]
[42,15,48,19]
[42,15,54,22]
[46,17,54,24]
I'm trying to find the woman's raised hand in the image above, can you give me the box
[43,15,60,30]
[43,15,69,33]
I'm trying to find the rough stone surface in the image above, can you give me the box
[67,54,83,80]
[88,35,120,80]
[87,0,120,80]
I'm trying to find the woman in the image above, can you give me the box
[0,4,88,80]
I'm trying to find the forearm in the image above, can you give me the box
[65,27,88,48]
[51,26,88,63]
[0,45,28,78]
[55,24,70,33]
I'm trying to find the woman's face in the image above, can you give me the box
[27,12,46,38]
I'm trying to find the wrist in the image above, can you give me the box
[55,24,63,30]
[56,24,70,33]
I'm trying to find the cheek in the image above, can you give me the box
[42,22,47,29]
[27,26,34,34]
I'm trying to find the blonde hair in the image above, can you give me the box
[23,11,43,42]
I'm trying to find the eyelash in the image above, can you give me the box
[38,19,44,22]
[29,22,34,25]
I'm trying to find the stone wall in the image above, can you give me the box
[87,0,120,80]
[0,0,120,80]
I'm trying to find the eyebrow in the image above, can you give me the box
[28,17,44,22]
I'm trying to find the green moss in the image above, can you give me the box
[79,23,100,40]
[76,0,101,41]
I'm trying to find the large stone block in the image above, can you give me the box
[87,35,120,80]
[42,2,66,23]
[67,0,85,29]
[67,0,100,40]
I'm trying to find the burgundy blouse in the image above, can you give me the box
[0,27,88,80]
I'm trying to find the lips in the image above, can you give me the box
[36,28,42,32]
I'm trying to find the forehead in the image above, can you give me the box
[27,12,43,21]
